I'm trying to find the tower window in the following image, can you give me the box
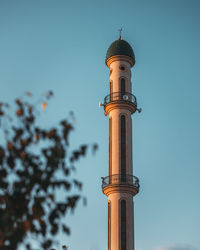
[109,117,112,177]
[121,115,126,181]
[119,65,126,71]
[110,80,113,94]
[121,200,126,250]
[121,78,126,94]
[110,81,113,101]
[108,201,111,250]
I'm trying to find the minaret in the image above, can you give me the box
[101,36,140,250]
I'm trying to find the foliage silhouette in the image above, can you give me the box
[0,91,98,250]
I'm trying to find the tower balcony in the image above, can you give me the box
[101,174,140,196]
[104,92,137,114]
[104,92,137,106]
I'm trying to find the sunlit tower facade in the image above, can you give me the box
[101,36,140,250]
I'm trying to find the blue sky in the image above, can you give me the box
[0,0,199,250]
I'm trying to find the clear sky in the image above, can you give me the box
[0,0,199,250]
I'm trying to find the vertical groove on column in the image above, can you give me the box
[121,200,126,250]
[121,115,126,180]
[110,80,113,94]
[121,78,126,94]
[110,80,113,101]
[108,201,111,250]
[109,117,112,177]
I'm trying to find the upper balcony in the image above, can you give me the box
[103,92,137,114]
[101,174,140,196]
[104,92,137,106]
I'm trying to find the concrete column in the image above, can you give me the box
[108,193,134,250]
[102,42,139,250]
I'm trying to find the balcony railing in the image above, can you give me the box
[104,92,137,107]
[101,174,140,190]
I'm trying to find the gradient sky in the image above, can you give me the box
[0,0,199,250]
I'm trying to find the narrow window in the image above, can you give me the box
[121,200,126,250]
[109,117,112,177]
[121,78,126,94]
[110,81,113,101]
[110,80,113,94]
[121,115,126,181]
[108,201,111,250]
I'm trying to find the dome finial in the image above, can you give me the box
[118,28,122,40]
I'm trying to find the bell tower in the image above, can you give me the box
[101,36,140,250]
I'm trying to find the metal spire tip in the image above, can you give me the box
[118,28,122,40]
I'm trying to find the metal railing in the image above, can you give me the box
[101,174,139,190]
[104,92,137,107]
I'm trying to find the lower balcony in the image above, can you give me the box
[101,174,140,195]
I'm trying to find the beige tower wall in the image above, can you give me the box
[108,58,133,177]
[108,193,134,250]
[109,60,132,93]
[104,54,138,250]
[109,108,133,176]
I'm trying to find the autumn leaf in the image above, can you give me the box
[48,194,54,202]
[28,106,33,114]
[47,129,56,138]
[42,102,47,110]
[20,151,25,159]
[35,134,39,140]
[7,142,13,151]
[20,139,28,146]
[16,99,21,105]
[16,109,23,116]
[62,245,69,249]
[24,221,31,231]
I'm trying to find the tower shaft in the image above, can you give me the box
[102,39,139,250]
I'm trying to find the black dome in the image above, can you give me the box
[106,39,135,63]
